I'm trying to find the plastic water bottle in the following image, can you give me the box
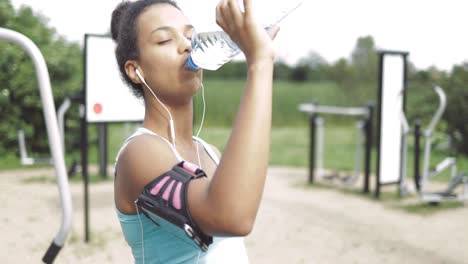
[185,0,304,71]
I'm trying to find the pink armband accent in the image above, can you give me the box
[135,161,212,251]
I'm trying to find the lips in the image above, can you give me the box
[183,55,201,71]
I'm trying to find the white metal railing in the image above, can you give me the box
[0,27,72,263]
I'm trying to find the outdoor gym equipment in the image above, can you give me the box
[400,85,468,203]
[17,94,82,175]
[17,129,53,165]
[0,28,72,263]
[298,102,374,193]
[375,50,409,198]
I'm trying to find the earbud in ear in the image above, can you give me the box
[133,67,176,148]
[135,68,144,82]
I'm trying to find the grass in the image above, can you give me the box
[14,122,467,215]
[0,153,22,170]
[3,79,467,185]
[301,181,466,215]
[21,173,112,184]
[194,79,368,127]
[395,200,465,215]
[9,123,468,183]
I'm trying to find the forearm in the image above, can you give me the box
[208,60,273,226]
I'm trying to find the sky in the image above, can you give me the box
[9,0,468,71]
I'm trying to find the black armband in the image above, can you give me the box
[135,161,212,251]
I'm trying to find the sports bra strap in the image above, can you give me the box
[192,136,220,165]
[137,127,184,161]
[115,127,220,165]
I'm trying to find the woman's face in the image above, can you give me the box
[135,4,202,105]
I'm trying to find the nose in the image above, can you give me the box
[179,35,192,54]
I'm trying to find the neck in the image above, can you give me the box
[143,98,195,147]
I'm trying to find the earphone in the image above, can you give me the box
[135,68,176,149]
[133,68,205,264]
[134,67,207,169]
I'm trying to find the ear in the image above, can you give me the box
[125,60,142,84]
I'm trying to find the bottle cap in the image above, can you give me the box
[185,55,201,71]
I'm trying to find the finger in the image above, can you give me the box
[243,0,254,19]
[220,0,236,31]
[215,0,228,30]
[227,0,243,28]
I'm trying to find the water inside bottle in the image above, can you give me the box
[185,0,304,71]
[189,31,241,71]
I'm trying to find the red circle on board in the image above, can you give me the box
[93,103,102,114]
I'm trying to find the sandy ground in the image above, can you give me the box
[1,166,467,264]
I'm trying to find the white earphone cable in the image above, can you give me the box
[137,70,176,149]
[195,82,206,169]
[134,73,205,263]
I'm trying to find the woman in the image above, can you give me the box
[112,0,279,263]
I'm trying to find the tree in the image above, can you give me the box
[297,51,329,81]
[442,62,468,155]
[350,36,378,82]
[0,0,14,27]
[273,60,292,80]
[0,0,82,156]
[329,58,354,87]
[297,51,327,70]
[289,63,309,82]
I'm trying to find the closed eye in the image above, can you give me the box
[158,39,172,45]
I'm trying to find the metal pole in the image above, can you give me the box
[414,119,421,192]
[375,52,385,199]
[0,28,73,264]
[309,113,317,184]
[98,123,108,177]
[57,98,71,155]
[80,107,90,243]
[316,117,324,180]
[364,103,373,193]
[82,34,90,243]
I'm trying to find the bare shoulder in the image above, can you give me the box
[115,134,179,214]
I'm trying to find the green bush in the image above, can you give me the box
[443,63,468,155]
[0,1,82,156]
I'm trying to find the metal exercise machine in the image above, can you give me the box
[375,50,409,198]
[400,85,468,203]
[17,94,82,175]
[0,28,72,263]
[298,101,374,193]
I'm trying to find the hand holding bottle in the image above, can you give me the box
[215,0,280,65]
[184,0,302,71]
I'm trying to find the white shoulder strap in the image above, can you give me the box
[192,136,220,165]
[137,127,184,161]
[114,129,147,164]
[113,128,184,177]
[116,128,219,168]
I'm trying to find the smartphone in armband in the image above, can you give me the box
[135,161,213,251]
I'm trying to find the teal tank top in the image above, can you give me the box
[115,128,249,264]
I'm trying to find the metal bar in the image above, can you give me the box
[364,103,373,193]
[82,34,90,243]
[18,129,34,165]
[0,27,72,264]
[375,52,384,199]
[98,123,108,177]
[57,98,71,155]
[315,117,324,180]
[414,119,421,192]
[378,50,410,56]
[298,103,369,116]
[309,113,317,184]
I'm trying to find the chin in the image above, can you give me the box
[186,76,202,92]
